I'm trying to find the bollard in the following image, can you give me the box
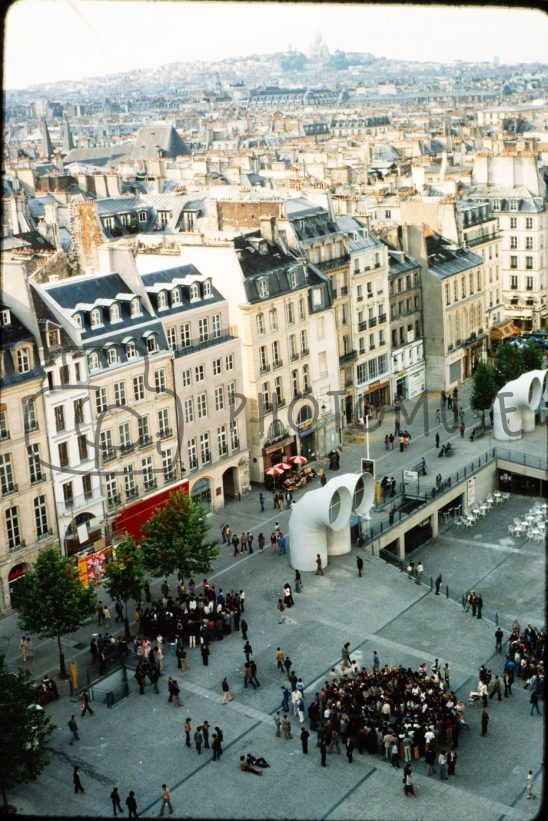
[71,660,78,691]
[445,585,448,598]
[106,692,114,708]
[429,576,433,590]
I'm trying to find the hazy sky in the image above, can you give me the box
[4,1,548,90]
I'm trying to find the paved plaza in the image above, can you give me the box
[2,381,545,819]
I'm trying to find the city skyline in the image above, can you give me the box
[4,0,548,91]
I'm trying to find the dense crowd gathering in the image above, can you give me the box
[307,651,468,765]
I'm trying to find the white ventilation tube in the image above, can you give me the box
[288,483,353,572]
[493,371,542,441]
[326,472,376,555]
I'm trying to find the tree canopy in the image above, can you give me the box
[0,653,54,810]
[139,491,219,581]
[16,548,97,676]
[493,340,544,389]
[471,361,497,427]
[102,535,146,640]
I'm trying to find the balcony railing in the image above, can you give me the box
[301,348,309,357]
[358,321,368,331]
[158,428,172,440]
[259,364,271,374]
[378,313,387,324]
[24,421,39,433]
[173,332,236,358]
[107,494,122,509]
[139,435,152,448]
[339,350,358,366]
[120,442,135,454]
[290,352,299,361]
[126,486,139,500]
[102,449,116,463]
[144,478,157,491]
[369,317,377,327]
[272,359,284,370]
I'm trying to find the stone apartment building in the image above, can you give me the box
[0,302,57,612]
[469,153,547,332]
[402,225,486,392]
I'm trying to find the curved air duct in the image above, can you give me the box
[288,483,353,572]
[326,472,376,555]
[493,370,543,442]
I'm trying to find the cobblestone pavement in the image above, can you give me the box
[1,379,545,819]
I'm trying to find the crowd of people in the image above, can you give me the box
[304,651,467,770]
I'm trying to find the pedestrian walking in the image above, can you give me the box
[438,750,447,780]
[280,686,290,712]
[80,688,94,717]
[447,747,457,776]
[110,787,123,816]
[282,714,292,739]
[460,422,465,438]
[415,562,424,585]
[73,765,85,794]
[435,431,440,448]
[372,650,380,674]
[300,727,310,754]
[167,675,182,707]
[277,598,286,623]
[315,553,324,575]
[125,791,138,818]
[243,640,253,662]
[68,714,80,745]
[526,770,536,799]
[183,717,192,747]
[259,492,265,512]
[320,734,328,767]
[211,733,222,761]
[283,655,292,678]
[294,569,302,592]
[435,574,442,595]
[435,409,441,425]
[274,710,282,737]
[476,593,483,619]
[194,725,204,754]
[221,676,233,704]
[356,555,364,577]
[200,642,210,666]
[490,675,502,701]
[159,784,173,816]
[495,626,504,654]
[530,691,541,715]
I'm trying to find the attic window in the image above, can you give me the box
[110,303,121,322]
[47,328,60,347]
[138,210,148,223]
[171,288,181,306]
[158,291,168,310]
[90,308,102,329]
[16,347,31,374]
[0,309,11,326]
[203,279,212,298]
[130,298,141,318]
[510,200,518,211]
[73,313,83,329]
[258,279,269,298]
[190,283,200,302]
[288,269,297,289]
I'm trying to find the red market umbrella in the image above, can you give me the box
[274,462,292,471]
[289,455,308,466]
[265,465,285,488]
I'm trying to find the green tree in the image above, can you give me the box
[471,361,497,428]
[102,536,146,641]
[16,548,97,677]
[521,340,543,371]
[140,491,219,581]
[0,653,55,811]
[493,342,524,389]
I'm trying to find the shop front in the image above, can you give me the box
[190,477,212,512]
[489,321,521,353]
[114,480,189,543]
[363,380,391,414]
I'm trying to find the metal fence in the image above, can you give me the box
[376,550,517,633]
[360,446,547,546]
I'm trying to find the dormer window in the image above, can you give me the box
[130,298,141,318]
[90,308,102,329]
[88,351,100,372]
[510,200,518,211]
[107,347,119,365]
[190,283,200,302]
[171,288,181,306]
[0,309,11,326]
[126,340,137,359]
[138,210,148,223]
[144,331,158,353]
[258,278,269,298]
[203,279,212,298]
[73,313,83,329]
[16,347,31,374]
[158,291,168,310]
[47,328,60,347]
[110,303,121,323]
[288,269,297,289]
